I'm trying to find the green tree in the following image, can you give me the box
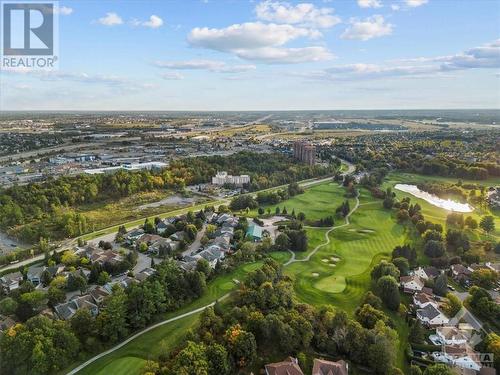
[97,271,111,285]
[170,341,209,375]
[0,315,79,375]
[274,233,290,251]
[0,296,18,315]
[392,257,409,276]
[442,293,462,317]
[70,308,97,345]
[97,285,128,342]
[433,273,448,296]
[206,343,230,375]
[480,215,495,234]
[410,366,423,375]
[423,364,453,375]
[408,319,425,344]
[377,275,400,311]
[355,304,389,329]
[371,260,400,280]
[196,258,212,278]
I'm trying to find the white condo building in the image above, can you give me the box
[212,171,250,186]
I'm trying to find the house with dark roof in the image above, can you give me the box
[26,265,45,286]
[156,220,170,234]
[312,358,348,375]
[54,295,98,320]
[265,357,304,375]
[451,264,473,283]
[417,304,449,327]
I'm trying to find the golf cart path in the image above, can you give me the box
[66,293,231,375]
[284,192,360,266]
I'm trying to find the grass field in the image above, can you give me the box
[286,201,407,314]
[249,181,354,222]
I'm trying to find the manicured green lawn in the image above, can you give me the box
[286,202,407,314]
[94,356,147,375]
[250,182,354,222]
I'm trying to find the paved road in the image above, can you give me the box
[66,292,231,375]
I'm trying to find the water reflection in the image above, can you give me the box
[394,184,473,213]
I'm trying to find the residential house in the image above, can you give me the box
[413,292,438,309]
[400,275,425,294]
[90,249,124,266]
[124,228,145,245]
[435,326,469,346]
[156,220,169,234]
[417,304,449,327]
[54,294,98,320]
[26,265,45,286]
[136,234,163,247]
[414,266,440,280]
[148,237,178,256]
[246,223,264,242]
[433,345,482,372]
[0,271,23,293]
[170,231,186,242]
[46,264,65,278]
[312,359,348,375]
[0,315,16,333]
[135,267,156,282]
[265,357,304,375]
[451,264,473,283]
[89,285,111,305]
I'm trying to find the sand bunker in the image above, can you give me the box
[321,259,329,262]
[330,257,340,262]
[311,272,319,277]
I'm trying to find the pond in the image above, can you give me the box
[394,184,473,213]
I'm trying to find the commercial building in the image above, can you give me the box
[211,171,250,186]
[293,141,316,165]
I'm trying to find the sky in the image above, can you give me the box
[1,0,499,111]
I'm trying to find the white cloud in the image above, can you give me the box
[235,46,333,63]
[188,22,320,51]
[341,15,393,41]
[294,39,500,82]
[357,0,383,9]
[405,0,428,7]
[98,12,123,26]
[143,15,164,29]
[255,1,341,28]
[391,4,400,10]
[160,72,184,80]
[187,22,330,64]
[155,60,257,73]
[57,6,73,15]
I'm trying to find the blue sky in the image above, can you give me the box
[1,0,499,110]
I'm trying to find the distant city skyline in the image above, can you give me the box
[1,0,499,110]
